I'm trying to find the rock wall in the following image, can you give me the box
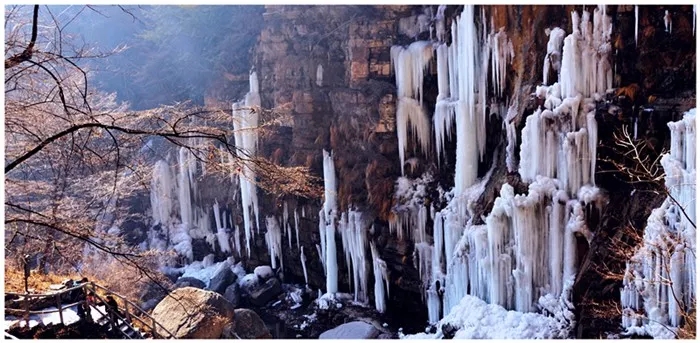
[135,4,695,337]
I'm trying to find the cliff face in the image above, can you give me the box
[142,4,695,337]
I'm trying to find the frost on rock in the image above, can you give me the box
[621,109,696,337]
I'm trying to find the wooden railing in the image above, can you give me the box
[4,282,176,339]
[90,283,176,339]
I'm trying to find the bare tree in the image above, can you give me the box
[4,5,321,294]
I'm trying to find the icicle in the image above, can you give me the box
[316,64,324,87]
[321,150,339,294]
[635,5,639,47]
[664,10,672,34]
[233,71,261,256]
[150,160,173,226]
[543,27,566,85]
[300,246,309,285]
[177,147,193,228]
[265,216,283,270]
[371,242,389,313]
[294,209,300,248]
[392,40,434,175]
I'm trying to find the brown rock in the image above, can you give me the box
[151,287,235,339]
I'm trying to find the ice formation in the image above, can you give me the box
[320,150,339,294]
[316,64,324,87]
[543,28,566,86]
[213,201,231,253]
[386,7,609,330]
[301,246,309,285]
[391,41,433,175]
[664,10,672,34]
[635,5,639,46]
[265,216,283,270]
[339,209,369,303]
[621,109,696,337]
[371,242,390,313]
[233,71,262,257]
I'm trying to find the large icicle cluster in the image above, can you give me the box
[339,209,369,303]
[391,41,433,175]
[233,71,262,257]
[387,6,610,330]
[621,109,696,338]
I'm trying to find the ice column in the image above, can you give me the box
[371,242,390,313]
[321,150,339,294]
[233,71,262,257]
[391,41,434,175]
[621,109,696,332]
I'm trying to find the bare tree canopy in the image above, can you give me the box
[4,5,321,288]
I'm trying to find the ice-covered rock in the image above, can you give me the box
[254,265,274,280]
[319,321,381,339]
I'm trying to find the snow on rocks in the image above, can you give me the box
[404,295,568,339]
[254,265,275,280]
[319,321,381,339]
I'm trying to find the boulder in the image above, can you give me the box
[319,321,381,339]
[254,265,274,280]
[174,277,206,290]
[208,265,237,295]
[222,308,272,339]
[249,278,282,307]
[151,287,235,338]
[239,273,260,295]
[224,283,241,308]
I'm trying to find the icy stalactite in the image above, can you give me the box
[321,149,339,294]
[396,98,431,175]
[664,10,672,34]
[316,64,323,87]
[392,41,434,175]
[283,201,293,249]
[621,109,696,336]
[178,147,194,228]
[151,160,174,226]
[265,216,283,271]
[213,201,231,254]
[491,28,514,98]
[294,209,300,248]
[543,28,566,85]
[234,225,241,257]
[436,5,447,42]
[300,246,309,285]
[233,71,262,256]
[340,209,369,303]
[371,242,390,313]
[635,5,639,46]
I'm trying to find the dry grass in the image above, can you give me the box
[4,261,83,294]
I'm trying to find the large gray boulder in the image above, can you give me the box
[222,308,272,339]
[249,277,282,307]
[319,321,381,339]
[151,287,235,338]
[208,265,237,295]
[174,277,206,290]
[224,283,241,308]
